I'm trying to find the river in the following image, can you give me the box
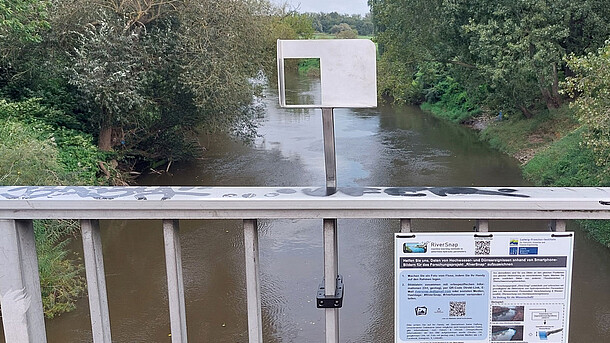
[8,74,610,342]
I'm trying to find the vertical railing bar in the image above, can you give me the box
[163,220,188,343]
[475,220,489,233]
[0,219,47,343]
[400,219,412,233]
[549,220,566,232]
[244,219,263,343]
[81,219,112,343]
[323,218,339,343]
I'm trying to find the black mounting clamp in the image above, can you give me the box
[316,275,344,308]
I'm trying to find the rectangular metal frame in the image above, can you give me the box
[277,40,377,108]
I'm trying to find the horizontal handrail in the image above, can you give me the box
[1,186,610,219]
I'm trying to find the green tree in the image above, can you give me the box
[270,9,314,40]
[0,0,50,57]
[329,23,358,38]
[370,0,610,117]
[564,41,610,172]
[50,0,273,161]
[330,23,350,34]
[66,13,150,151]
[308,12,372,35]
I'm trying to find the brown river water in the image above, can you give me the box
[3,74,610,342]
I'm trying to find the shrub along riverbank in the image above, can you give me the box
[421,103,610,247]
[0,98,107,317]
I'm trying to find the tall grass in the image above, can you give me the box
[35,220,85,318]
[480,107,578,157]
[0,101,99,317]
[523,129,610,248]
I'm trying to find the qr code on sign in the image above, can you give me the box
[475,240,491,255]
[449,301,466,317]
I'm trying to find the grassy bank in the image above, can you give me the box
[420,101,477,124]
[297,58,321,77]
[479,107,579,164]
[0,99,106,317]
[422,103,610,247]
[521,126,610,246]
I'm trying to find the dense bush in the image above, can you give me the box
[0,99,103,184]
[564,41,610,175]
[372,0,610,118]
[0,99,99,317]
[0,119,64,185]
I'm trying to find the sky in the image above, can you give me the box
[273,0,370,15]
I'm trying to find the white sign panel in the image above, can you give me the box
[395,232,574,343]
[276,39,377,108]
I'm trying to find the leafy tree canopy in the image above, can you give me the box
[40,0,274,162]
[0,0,50,57]
[564,41,610,172]
[370,0,610,117]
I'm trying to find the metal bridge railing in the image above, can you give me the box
[2,185,610,342]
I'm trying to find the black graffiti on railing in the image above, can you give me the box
[0,186,211,200]
[302,187,382,197]
[384,187,530,198]
[0,186,530,200]
[300,186,529,198]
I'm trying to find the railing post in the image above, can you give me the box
[400,219,412,233]
[475,220,489,232]
[163,220,188,343]
[0,219,47,343]
[244,219,263,343]
[81,219,112,343]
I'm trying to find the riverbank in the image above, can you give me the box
[0,99,103,317]
[421,103,610,247]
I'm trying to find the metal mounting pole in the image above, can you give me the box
[323,219,339,342]
[400,219,412,233]
[475,220,489,232]
[549,220,566,232]
[322,108,337,195]
[321,107,340,342]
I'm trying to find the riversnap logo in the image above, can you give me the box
[403,242,427,253]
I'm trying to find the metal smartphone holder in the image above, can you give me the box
[277,39,377,108]
[277,39,377,341]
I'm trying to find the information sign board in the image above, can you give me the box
[395,232,574,343]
